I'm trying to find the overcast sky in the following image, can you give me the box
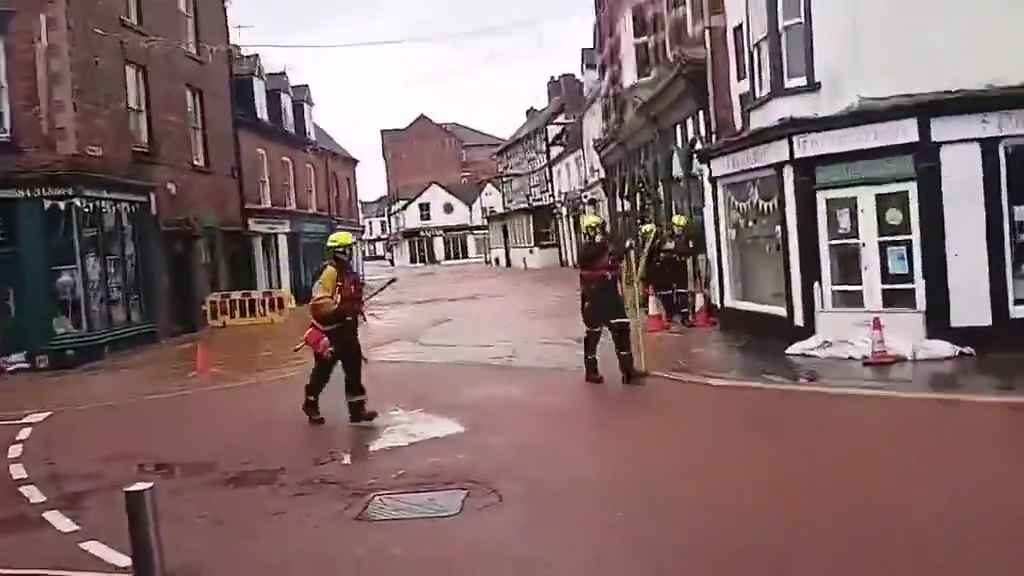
[226,0,594,202]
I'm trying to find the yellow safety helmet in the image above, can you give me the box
[581,214,604,233]
[671,214,690,229]
[641,223,657,237]
[326,231,356,250]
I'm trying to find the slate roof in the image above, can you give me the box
[495,97,566,155]
[314,123,356,160]
[360,197,388,218]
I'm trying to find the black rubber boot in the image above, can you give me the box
[348,399,379,426]
[303,397,326,426]
[619,354,647,386]
[584,357,604,384]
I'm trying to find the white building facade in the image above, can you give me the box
[704,0,1024,348]
[390,183,490,266]
[360,198,390,261]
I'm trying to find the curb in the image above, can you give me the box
[651,370,1024,405]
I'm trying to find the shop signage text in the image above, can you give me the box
[299,222,331,234]
[794,119,920,159]
[815,156,916,188]
[709,139,790,177]
[248,218,291,234]
[931,109,1024,143]
[0,187,75,199]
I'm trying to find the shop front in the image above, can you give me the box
[0,185,157,367]
[708,100,1024,349]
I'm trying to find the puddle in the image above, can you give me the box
[369,409,465,453]
[224,467,285,488]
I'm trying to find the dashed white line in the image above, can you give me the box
[41,510,81,534]
[9,463,27,481]
[17,484,47,504]
[19,412,53,425]
[7,444,23,459]
[77,541,132,569]
[15,427,32,442]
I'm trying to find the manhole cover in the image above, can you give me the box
[360,489,469,521]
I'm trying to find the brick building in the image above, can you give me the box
[0,0,243,365]
[232,53,361,304]
[381,115,503,204]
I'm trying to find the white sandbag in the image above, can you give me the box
[912,339,976,361]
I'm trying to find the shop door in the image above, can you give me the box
[817,183,924,312]
[0,254,18,355]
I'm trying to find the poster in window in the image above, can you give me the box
[887,245,910,276]
[836,208,852,235]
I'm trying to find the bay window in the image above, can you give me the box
[720,172,787,313]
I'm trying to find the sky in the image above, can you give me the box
[226,0,595,202]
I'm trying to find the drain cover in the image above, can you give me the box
[360,489,469,521]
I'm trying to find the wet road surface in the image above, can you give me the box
[1,264,1023,575]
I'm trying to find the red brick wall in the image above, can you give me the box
[238,126,325,213]
[1,0,241,229]
[382,116,463,202]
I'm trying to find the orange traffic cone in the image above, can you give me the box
[645,293,668,333]
[863,316,901,366]
[190,339,211,377]
[691,284,716,328]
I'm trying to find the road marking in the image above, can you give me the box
[18,485,46,504]
[41,510,81,534]
[15,427,32,442]
[77,541,132,569]
[653,370,1024,404]
[8,444,23,459]
[19,412,53,425]
[9,463,27,481]
[0,565,129,569]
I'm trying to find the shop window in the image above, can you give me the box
[721,173,787,312]
[444,234,469,261]
[1002,141,1024,314]
[534,209,556,245]
[48,200,144,335]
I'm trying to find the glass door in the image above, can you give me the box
[817,183,923,311]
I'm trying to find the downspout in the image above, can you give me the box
[703,0,718,141]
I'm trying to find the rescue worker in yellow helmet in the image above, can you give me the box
[303,231,378,426]
[578,215,645,385]
[648,214,697,326]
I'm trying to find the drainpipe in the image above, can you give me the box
[225,16,249,291]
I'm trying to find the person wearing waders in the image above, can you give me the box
[578,215,645,385]
[303,231,378,426]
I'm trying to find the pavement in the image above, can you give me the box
[1,262,1023,575]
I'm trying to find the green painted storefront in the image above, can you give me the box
[0,184,159,368]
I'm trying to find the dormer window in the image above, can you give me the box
[253,76,269,122]
[303,102,315,141]
[280,92,295,133]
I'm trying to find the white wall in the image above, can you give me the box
[400,184,473,229]
[724,0,1024,132]
[940,143,993,328]
[471,183,504,226]
[582,97,606,184]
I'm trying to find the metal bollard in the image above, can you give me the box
[124,481,166,576]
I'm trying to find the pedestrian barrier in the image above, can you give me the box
[204,290,293,328]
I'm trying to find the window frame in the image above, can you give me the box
[280,92,295,134]
[256,148,271,206]
[185,86,207,166]
[124,0,141,26]
[0,35,7,139]
[744,0,816,106]
[778,0,807,87]
[281,157,296,209]
[732,23,748,83]
[1000,139,1024,319]
[179,0,198,55]
[418,202,432,223]
[631,5,654,81]
[716,168,789,317]
[305,163,317,213]
[125,62,150,151]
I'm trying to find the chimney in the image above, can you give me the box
[547,76,563,104]
[558,74,585,113]
[526,107,540,120]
